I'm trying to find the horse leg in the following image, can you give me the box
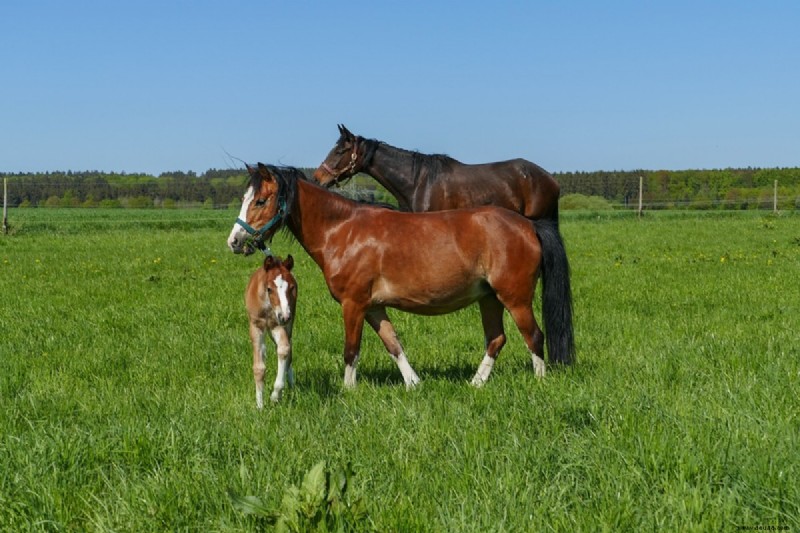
[471,295,507,387]
[250,322,267,409]
[341,300,366,388]
[505,304,546,377]
[366,308,420,389]
[285,323,295,389]
[269,325,291,402]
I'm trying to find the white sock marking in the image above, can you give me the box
[395,351,420,389]
[344,353,360,388]
[471,354,495,387]
[531,352,546,377]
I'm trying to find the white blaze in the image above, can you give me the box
[274,274,291,323]
[227,186,255,251]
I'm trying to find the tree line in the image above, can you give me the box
[557,167,800,210]
[3,166,799,210]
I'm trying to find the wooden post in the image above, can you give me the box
[2,177,7,235]
[638,175,643,218]
[774,179,778,213]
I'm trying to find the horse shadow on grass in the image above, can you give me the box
[302,361,478,398]
[302,354,587,398]
[360,362,477,387]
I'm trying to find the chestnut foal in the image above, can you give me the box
[244,254,297,406]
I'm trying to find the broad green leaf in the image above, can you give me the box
[301,460,327,507]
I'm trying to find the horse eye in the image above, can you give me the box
[255,198,267,207]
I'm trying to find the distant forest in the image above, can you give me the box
[2,166,799,210]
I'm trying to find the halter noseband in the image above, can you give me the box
[322,142,359,183]
[235,196,287,249]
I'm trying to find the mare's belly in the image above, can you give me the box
[371,278,491,315]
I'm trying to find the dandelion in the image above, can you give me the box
[210,258,217,264]
[720,256,726,263]
[153,257,162,264]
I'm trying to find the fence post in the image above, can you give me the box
[2,177,7,235]
[638,175,643,218]
[773,179,778,213]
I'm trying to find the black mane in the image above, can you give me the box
[360,136,457,183]
[248,164,304,236]
[410,151,457,183]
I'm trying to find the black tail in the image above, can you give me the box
[533,219,575,365]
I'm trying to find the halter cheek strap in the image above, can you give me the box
[235,197,287,246]
[325,143,359,181]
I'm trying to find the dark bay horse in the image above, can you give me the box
[313,124,562,223]
[228,164,574,389]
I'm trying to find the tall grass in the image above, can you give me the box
[1,208,798,531]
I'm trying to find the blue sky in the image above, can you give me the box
[1,1,798,175]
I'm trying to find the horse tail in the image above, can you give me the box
[533,219,575,365]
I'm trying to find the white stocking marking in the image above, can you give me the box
[471,354,495,387]
[270,326,291,402]
[531,352,546,377]
[344,353,359,388]
[395,351,420,389]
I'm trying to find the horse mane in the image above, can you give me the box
[410,151,457,183]
[360,136,457,183]
[248,164,304,239]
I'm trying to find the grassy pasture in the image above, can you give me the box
[1,208,798,531]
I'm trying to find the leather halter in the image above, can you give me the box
[322,142,359,182]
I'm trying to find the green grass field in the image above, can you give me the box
[1,208,798,531]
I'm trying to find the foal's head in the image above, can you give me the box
[262,254,296,325]
[313,124,369,187]
[228,163,286,255]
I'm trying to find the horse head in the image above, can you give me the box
[262,254,296,326]
[312,124,365,187]
[227,163,285,255]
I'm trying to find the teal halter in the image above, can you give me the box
[235,197,287,249]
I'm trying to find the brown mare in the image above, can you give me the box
[228,164,574,389]
[244,254,297,406]
[313,124,561,224]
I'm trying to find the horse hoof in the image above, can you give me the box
[270,390,282,402]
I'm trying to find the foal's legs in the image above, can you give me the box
[341,300,366,388]
[366,307,420,389]
[269,325,292,403]
[250,323,267,408]
[471,295,507,387]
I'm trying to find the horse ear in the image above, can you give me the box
[246,163,256,176]
[284,254,294,271]
[340,124,354,140]
[256,162,275,182]
[263,254,276,270]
